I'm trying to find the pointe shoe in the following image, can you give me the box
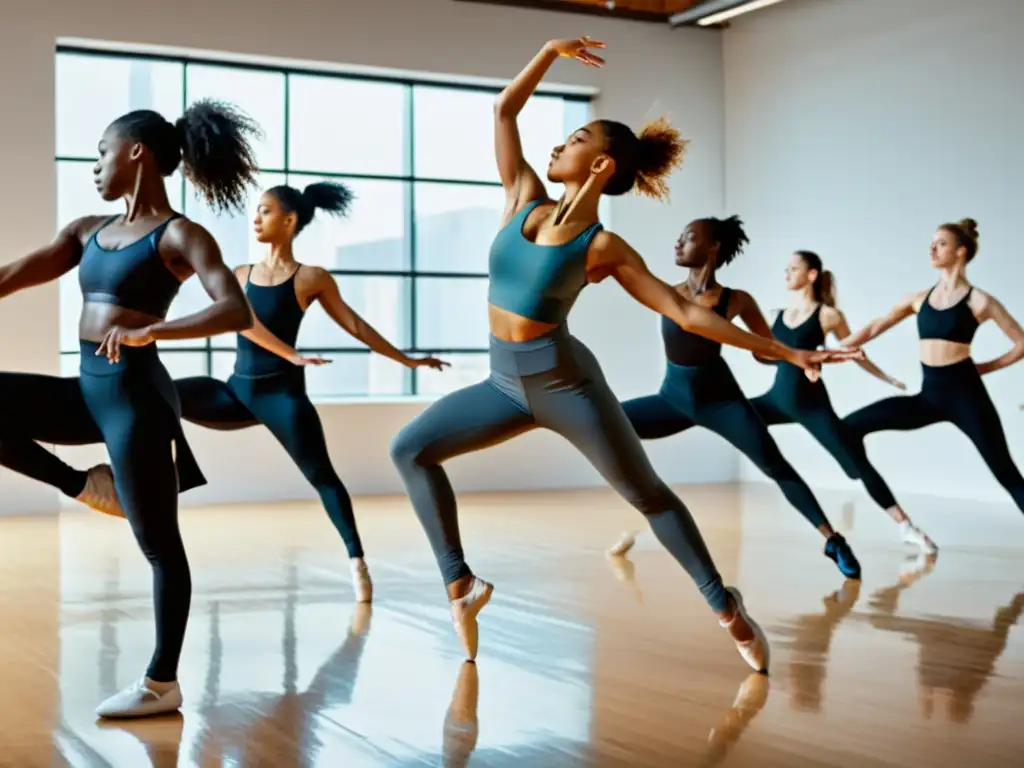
[450,577,493,661]
[607,530,638,557]
[351,559,373,603]
[443,661,480,767]
[95,678,183,719]
[720,587,770,674]
[76,464,125,518]
[606,555,643,604]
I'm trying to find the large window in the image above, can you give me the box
[55,48,590,397]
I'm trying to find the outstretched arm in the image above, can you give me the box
[591,233,861,379]
[0,216,103,299]
[974,292,1024,375]
[313,269,447,370]
[830,308,906,390]
[495,37,603,218]
[840,291,920,348]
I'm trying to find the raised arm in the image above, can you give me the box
[840,291,922,348]
[495,38,603,217]
[0,216,104,299]
[973,291,1024,375]
[312,269,447,370]
[591,233,861,379]
[827,307,906,390]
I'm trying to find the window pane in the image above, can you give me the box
[185,64,285,169]
[56,53,183,158]
[298,276,410,350]
[286,174,409,271]
[417,353,490,396]
[184,171,286,268]
[414,182,502,274]
[413,88,579,183]
[303,352,409,398]
[288,76,407,176]
[211,351,236,382]
[58,161,183,352]
[414,277,489,350]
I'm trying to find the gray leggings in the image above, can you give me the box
[389,328,730,613]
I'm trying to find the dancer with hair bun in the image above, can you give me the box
[389,37,860,670]
[747,249,937,553]
[608,217,864,580]
[843,219,1024,514]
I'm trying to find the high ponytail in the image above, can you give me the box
[110,99,262,213]
[598,116,688,201]
[698,215,749,267]
[795,250,837,307]
[266,180,355,237]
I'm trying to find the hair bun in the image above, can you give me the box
[957,218,979,239]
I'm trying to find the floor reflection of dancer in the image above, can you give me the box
[749,250,936,554]
[772,580,861,713]
[843,219,1024,515]
[390,35,855,670]
[866,575,1022,724]
[607,218,863,579]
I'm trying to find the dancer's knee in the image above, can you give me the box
[619,478,677,517]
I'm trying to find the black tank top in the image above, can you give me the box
[662,287,732,366]
[78,215,183,319]
[234,265,306,377]
[916,286,978,344]
[771,305,825,351]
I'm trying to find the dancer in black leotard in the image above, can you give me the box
[843,219,1024,513]
[390,35,860,670]
[0,100,258,717]
[749,250,937,553]
[65,182,449,604]
[609,217,862,579]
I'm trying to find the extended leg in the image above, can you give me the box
[948,389,1024,514]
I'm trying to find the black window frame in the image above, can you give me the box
[54,45,592,396]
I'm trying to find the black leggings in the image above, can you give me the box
[0,342,202,683]
[750,368,898,510]
[175,370,363,559]
[844,358,1024,512]
[621,358,831,531]
[389,328,731,613]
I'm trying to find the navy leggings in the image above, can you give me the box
[389,328,731,613]
[175,370,364,559]
[845,359,1024,512]
[622,358,831,531]
[0,342,201,682]
[750,367,898,510]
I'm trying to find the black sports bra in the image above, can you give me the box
[917,286,978,344]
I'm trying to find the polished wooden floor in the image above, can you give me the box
[1,483,1022,766]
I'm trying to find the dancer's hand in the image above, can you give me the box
[546,36,606,67]
[96,325,154,364]
[789,347,862,382]
[290,354,331,367]
[408,356,450,371]
[886,376,907,391]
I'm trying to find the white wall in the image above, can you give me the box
[0,0,733,514]
[723,0,1024,501]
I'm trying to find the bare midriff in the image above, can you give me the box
[919,339,972,368]
[487,304,559,343]
[79,303,162,343]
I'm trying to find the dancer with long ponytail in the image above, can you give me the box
[748,250,937,553]
[843,219,1024,514]
[0,100,259,717]
[389,36,859,669]
[607,217,863,578]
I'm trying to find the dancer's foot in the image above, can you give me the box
[899,521,938,555]
[95,677,182,719]
[606,554,643,604]
[824,533,861,580]
[351,558,373,603]
[443,661,480,767]
[349,602,373,636]
[607,529,638,557]
[719,587,770,674]
[449,576,493,661]
[76,464,124,518]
